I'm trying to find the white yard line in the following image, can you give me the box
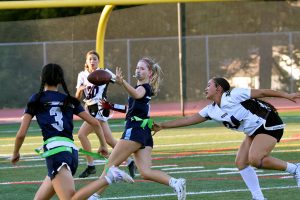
[100,185,298,199]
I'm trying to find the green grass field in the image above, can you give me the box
[1,112,300,200]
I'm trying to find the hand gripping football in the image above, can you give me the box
[87,69,112,86]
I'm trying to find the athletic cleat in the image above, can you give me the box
[106,166,134,184]
[294,163,300,187]
[173,178,186,200]
[87,193,101,200]
[78,166,96,178]
[127,160,137,178]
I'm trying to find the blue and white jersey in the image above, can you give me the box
[76,68,116,103]
[126,83,152,121]
[199,88,265,136]
[25,91,85,141]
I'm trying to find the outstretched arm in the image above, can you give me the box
[251,89,300,103]
[153,113,207,135]
[115,67,145,99]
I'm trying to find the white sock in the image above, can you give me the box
[239,166,264,199]
[104,176,112,184]
[285,162,297,174]
[87,193,101,200]
[88,161,94,166]
[169,177,177,188]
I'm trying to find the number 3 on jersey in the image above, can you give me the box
[222,115,241,129]
[50,107,64,131]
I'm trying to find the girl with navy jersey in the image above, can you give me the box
[154,77,300,200]
[75,50,135,179]
[11,63,133,200]
[79,58,187,200]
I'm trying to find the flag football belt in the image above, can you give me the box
[131,116,153,129]
[35,136,106,159]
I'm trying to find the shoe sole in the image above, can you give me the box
[121,172,135,183]
[79,170,96,178]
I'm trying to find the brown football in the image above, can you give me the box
[87,69,112,86]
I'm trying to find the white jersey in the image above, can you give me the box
[76,68,116,121]
[199,88,265,136]
[76,68,116,103]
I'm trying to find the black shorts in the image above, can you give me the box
[121,120,153,148]
[251,111,284,142]
[45,149,78,180]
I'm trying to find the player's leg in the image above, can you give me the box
[134,147,186,200]
[100,121,117,147]
[74,140,137,200]
[100,120,137,178]
[250,133,300,187]
[52,165,75,200]
[34,176,55,200]
[248,134,280,169]
[77,122,96,178]
[236,135,265,200]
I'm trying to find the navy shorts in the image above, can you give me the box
[251,111,284,142]
[121,120,153,148]
[45,149,78,180]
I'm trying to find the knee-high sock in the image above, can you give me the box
[239,166,264,199]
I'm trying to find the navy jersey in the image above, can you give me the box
[126,84,152,120]
[25,91,85,141]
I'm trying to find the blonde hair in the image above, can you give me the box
[84,50,100,70]
[140,57,163,96]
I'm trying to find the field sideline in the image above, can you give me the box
[0,98,299,124]
[1,112,300,199]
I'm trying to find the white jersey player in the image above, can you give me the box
[154,77,300,200]
[199,87,285,135]
[75,50,136,180]
[76,67,116,120]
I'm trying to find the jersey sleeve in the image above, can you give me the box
[140,84,152,97]
[24,94,37,116]
[76,71,85,89]
[105,68,116,83]
[73,102,85,115]
[230,88,251,103]
[198,105,211,119]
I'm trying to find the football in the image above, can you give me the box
[87,69,112,86]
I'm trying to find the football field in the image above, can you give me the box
[1,112,300,200]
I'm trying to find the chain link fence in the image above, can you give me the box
[0,2,299,109]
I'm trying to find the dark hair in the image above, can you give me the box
[27,63,79,114]
[213,77,230,92]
